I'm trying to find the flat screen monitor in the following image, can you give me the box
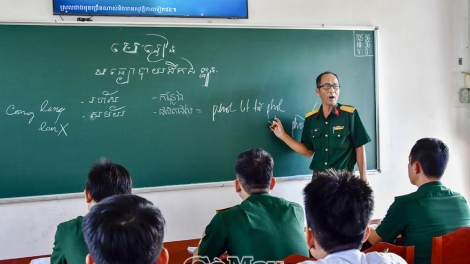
[53,0,248,19]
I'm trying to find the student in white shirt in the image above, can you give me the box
[300,170,406,264]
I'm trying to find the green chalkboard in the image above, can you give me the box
[0,24,377,199]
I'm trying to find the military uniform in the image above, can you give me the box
[198,193,309,262]
[51,216,89,264]
[301,103,370,173]
[376,181,470,264]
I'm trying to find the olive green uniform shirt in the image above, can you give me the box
[301,103,371,172]
[51,216,88,264]
[198,193,309,262]
[376,181,470,264]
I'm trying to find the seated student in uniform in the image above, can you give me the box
[82,194,168,264]
[193,148,309,263]
[50,158,132,264]
[368,137,470,264]
[301,170,406,264]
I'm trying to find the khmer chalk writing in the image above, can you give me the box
[98,33,217,86]
[83,90,126,120]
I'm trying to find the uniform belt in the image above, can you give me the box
[313,170,354,177]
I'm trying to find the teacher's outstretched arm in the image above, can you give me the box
[270,118,313,157]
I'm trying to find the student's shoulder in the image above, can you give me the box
[57,216,84,230]
[393,191,420,204]
[216,206,237,214]
[270,195,304,210]
[284,199,303,209]
[212,205,241,219]
[440,184,466,198]
[208,205,246,227]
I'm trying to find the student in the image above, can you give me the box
[82,194,168,264]
[194,148,309,262]
[50,158,132,264]
[368,138,470,264]
[301,170,406,263]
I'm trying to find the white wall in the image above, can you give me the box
[1,0,470,260]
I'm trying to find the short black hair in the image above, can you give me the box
[85,157,132,202]
[83,194,165,264]
[409,137,449,178]
[235,149,273,194]
[303,170,374,253]
[316,71,339,88]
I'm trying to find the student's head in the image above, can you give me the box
[408,137,449,182]
[234,148,276,196]
[83,194,168,264]
[303,170,374,259]
[85,157,132,206]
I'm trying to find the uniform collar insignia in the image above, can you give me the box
[316,105,340,119]
[334,107,340,116]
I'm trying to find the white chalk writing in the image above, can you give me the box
[38,122,68,137]
[158,105,198,116]
[354,31,373,57]
[153,90,201,116]
[6,101,71,136]
[212,102,237,121]
[240,99,264,113]
[88,90,120,104]
[110,34,171,63]
[85,90,126,120]
[40,100,65,124]
[291,115,305,137]
[266,99,285,119]
[212,98,284,121]
[101,34,210,86]
[199,67,217,87]
[5,105,35,124]
[89,106,126,120]
[156,91,183,105]
[95,61,206,85]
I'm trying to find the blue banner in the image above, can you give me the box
[53,0,248,18]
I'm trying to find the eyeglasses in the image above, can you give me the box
[317,83,340,90]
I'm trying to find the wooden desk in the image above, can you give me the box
[0,239,200,264]
[0,255,49,264]
[361,219,403,251]
[165,238,200,264]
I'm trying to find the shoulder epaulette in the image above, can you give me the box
[216,206,233,214]
[305,109,319,118]
[339,105,356,113]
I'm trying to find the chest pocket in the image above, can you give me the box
[331,128,350,150]
[310,129,322,150]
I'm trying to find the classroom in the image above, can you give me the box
[0,0,469,261]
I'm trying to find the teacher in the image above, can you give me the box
[269,71,371,181]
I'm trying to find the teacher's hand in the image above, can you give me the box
[269,118,286,139]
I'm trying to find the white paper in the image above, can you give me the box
[188,246,197,254]
[30,257,50,264]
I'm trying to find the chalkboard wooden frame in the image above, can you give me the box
[0,22,379,202]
